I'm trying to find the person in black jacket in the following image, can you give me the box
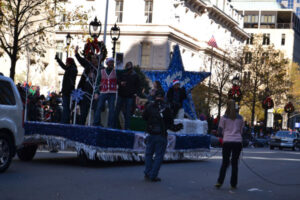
[142,90,183,182]
[75,46,103,125]
[167,80,187,119]
[115,61,140,129]
[55,55,77,124]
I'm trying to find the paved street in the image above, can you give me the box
[1,148,300,200]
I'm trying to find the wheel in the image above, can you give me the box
[295,143,300,151]
[17,145,37,161]
[292,146,295,151]
[0,133,14,173]
[270,146,274,150]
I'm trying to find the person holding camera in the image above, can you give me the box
[55,55,77,124]
[142,90,183,182]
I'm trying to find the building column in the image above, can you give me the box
[258,10,261,29]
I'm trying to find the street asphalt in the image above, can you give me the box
[1,148,300,200]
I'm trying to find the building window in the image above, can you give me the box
[141,42,151,68]
[297,8,300,17]
[263,33,270,45]
[261,15,275,24]
[244,15,259,28]
[56,40,64,60]
[61,13,67,22]
[115,0,123,23]
[288,0,294,8]
[145,0,153,23]
[245,52,252,64]
[281,34,286,45]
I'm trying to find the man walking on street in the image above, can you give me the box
[55,55,77,124]
[142,91,183,182]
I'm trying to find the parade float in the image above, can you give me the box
[19,45,211,162]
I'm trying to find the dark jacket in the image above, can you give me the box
[142,101,182,136]
[56,58,77,96]
[75,53,99,94]
[117,70,140,98]
[166,86,187,108]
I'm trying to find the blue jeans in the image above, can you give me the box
[61,95,71,124]
[93,93,116,128]
[144,134,167,179]
[115,96,134,130]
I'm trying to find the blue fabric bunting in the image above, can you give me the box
[24,122,210,150]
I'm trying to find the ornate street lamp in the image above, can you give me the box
[228,75,242,103]
[110,23,120,58]
[66,33,72,57]
[232,75,240,86]
[89,17,102,39]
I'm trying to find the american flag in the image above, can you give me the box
[208,35,218,48]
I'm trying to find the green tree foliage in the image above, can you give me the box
[240,34,290,126]
[0,0,89,81]
[289,62,300,111]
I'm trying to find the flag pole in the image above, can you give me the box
[207,46,214,116]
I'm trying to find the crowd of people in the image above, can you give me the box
[19,45,188,131]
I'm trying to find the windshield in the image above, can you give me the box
[276,131,297,138]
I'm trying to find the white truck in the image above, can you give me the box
[0,74,24,172]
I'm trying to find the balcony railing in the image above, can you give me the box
[276,23,292,29]
[244,23,293,29]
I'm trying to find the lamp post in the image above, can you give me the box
[66,33,72,58]
[89,17,102,39]
[228,75,242,116]
[110,23,120,59]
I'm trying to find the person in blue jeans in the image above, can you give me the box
[93,57,122,128]
[142,90,183,182]
[115,62,140,129]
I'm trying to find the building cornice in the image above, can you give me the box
[207,5,239,28]
[234,26,250,40]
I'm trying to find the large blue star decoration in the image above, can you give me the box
[144,44,211,119]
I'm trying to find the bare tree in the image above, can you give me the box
[0,0,89,80]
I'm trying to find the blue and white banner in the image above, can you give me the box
[24,122,210,161]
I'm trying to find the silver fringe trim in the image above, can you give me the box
[25,135,211,162]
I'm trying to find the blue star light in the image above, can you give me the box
[144,45,210,119]
[71,89,85,103]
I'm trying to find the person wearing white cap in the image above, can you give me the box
[166,79,187,119]
[93,57,120,127]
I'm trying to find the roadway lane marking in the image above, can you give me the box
[209,156,300,162]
